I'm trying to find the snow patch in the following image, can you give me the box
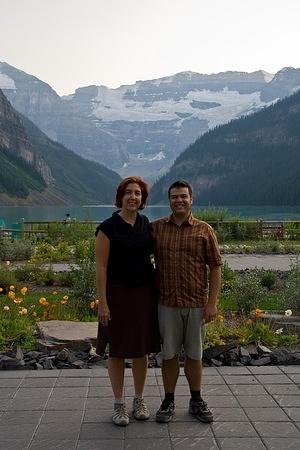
[0,72,16,90]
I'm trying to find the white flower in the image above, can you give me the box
[6,261,10,266]
[275,328,283,335]
[285,309,292,317]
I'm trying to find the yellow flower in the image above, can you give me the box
[8,291,15,300]
[32,311,37,317]
[90,301,95,309]
[13,297,23,304]
[217,314,224,322]
[52,290,58,295]
[62,295,69,301]
[0,287,3,292]
[246,319,253,326]
[60,299,68,305]
[39,297,49,306]
[3,305,10,312]
[9,285,15,291]
[18,307,28,315]
[20,287,28,295]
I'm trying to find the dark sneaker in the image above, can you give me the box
[155,399,175,423]
[189,398,213,423]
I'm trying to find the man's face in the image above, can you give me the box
[169,187,192,216]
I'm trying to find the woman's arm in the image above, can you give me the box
[95,230,111,326]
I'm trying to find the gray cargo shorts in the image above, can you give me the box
[158,304,206,361]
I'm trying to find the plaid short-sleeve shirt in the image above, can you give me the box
[151,213,222,308]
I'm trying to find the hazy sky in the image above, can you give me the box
[1,0,300,95]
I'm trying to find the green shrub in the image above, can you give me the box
[233,271,265,315]
[56,271,74,287]
[260,270,277,290]
[282,261,300,313]
[0,267,17,291]
[221,261,236,292]
[14,264,44,283]
[0,238,34,261]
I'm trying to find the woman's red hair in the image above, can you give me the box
[115,176,149,210]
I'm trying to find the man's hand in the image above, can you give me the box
[203,303,218,323]
[98,301,110,326]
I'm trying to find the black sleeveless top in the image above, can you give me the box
[95,211,155,286]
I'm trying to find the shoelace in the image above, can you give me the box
[114,403,128,418]
[135,398,148,413]
[160,400,173,411]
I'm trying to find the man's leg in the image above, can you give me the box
[162,354,180,394]
[184,356,202,391]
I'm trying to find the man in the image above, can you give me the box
[152,180,222,423]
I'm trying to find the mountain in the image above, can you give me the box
[150,89,300,205]
[2,62,300,181]
[0,88,120,205]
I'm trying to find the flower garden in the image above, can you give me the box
[0,218,300,353]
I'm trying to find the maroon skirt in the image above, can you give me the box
[96,282,160,358]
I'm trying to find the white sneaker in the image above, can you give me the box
[112,402,129,426]
[132,397,150,420]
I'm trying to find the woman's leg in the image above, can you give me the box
[108,356,125,399]
[132,355,148,395]
[131,355,150,420]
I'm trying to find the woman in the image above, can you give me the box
[95,176,160,426]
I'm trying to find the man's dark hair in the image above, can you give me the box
[168,180,193,198]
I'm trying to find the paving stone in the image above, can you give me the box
[273,395,300,407]
[223,375,258,385]
[78,440,124,450]
[88,377,111,387]
[203,367,220,375]
[26,370,59,378]
[125,396,162,410]
[244,407,290,422]
[202,385,232,396]
[202,375,225,385]
[15,388,51,398]
[264,384,300,395]
[211,407,249,422]
[124,385,161,397]
[0,378,22,387]
[0,388,17,398]
[51,387,88,398]
[171,437,218,449]
[217,366,251,375]
[0,410,42,424]
[29,439,77,450]
[83,409,113,423]
[236,395,277,408]
[55,377,90,387]
[248,366,284,375]
[0,423,36,439]
[85,397,115,410]
[0,399,11,410]
[59,369,94,377]
[283,408,300,421]
[263,437,300,449]
[255,374,293,384]
[253,421,300,437]
[229,385,267,396]
[34,421,81,439]
[41,410,83,423]
[20,378,57,388]
[125,421,169,438]
[217,437,265,449]
[288,374,300,383]
[46,397,85,410]
[0,370,29,378]
[79,422,125,440]
[280,366,300,374]
[168,422,213,438]
[8,397,47,411]
[212,421,257,437]
[204,395,239,408]
[0,440,31,450]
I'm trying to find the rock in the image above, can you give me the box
[257,345,272,356]
[37,320,98,349]
[203,344,237,361]
[211,358,223,366]
[270,349,291,364]
[250,356,271,366]
[42,358,55,370]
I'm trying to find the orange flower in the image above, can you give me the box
[32,311,37,317]
[13,297,23,304]
[20,287,28,295]
[8,290,15,300]
[39,297,49,307]
[60,300,68,305]
[90,301,95,309]
[0,287,3,292]
[246,319,253,326]
[18,307,28,315]
[255,308,265,317]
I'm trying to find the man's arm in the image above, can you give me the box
[203,265,221,323]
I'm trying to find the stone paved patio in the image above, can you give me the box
[1,365,300,449]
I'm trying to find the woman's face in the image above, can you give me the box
[121,182,142,212]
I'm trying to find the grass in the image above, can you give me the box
[220,292,284,312]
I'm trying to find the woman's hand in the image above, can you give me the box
[98,300,110,326]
